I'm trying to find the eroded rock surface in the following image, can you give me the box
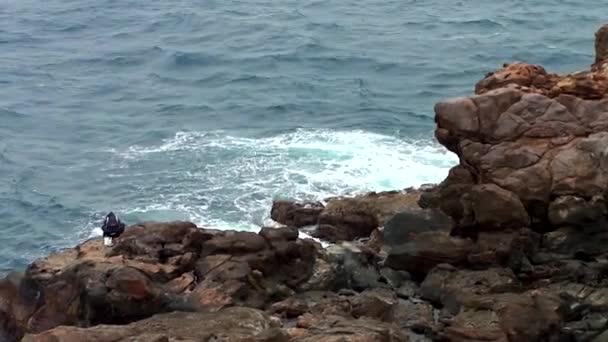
[436,24,608,233]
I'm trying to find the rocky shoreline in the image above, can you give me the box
[3,25,608,342]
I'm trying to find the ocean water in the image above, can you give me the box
[0,0,604,274]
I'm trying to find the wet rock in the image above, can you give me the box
[270,201,324,228]
[259,226,299,242]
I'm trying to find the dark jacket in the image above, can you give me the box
[102,212,125,238]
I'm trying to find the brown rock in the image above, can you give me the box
[312,190,423,243]
[434,26,608,233]
[291,315,408,342]
[0,220,323,340]
[420,266,519,311]
[382,208,452,248]
[461,184,531,230]
[316,200,379,242]
[475,63,555,96]
[22,307,287,342]
[270,201,324,227]
[384,231,473,276]
[593,24,608,72]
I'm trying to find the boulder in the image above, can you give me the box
[270,201,324,227]
[383,208,452,248]
[437,79,608,233]
[384,231,473,276]
[315,198,380,242]
[313,190,422,242]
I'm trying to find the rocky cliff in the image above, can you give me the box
[3,24,608,342]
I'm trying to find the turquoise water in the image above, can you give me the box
[0,0,604,273]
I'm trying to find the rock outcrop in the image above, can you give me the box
[436,24,608,234]
[4,22,608,342]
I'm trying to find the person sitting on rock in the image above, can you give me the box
[102,212,125,246]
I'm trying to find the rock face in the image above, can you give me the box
[436,25,608,233]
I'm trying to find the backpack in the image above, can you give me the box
[105,212,120,227]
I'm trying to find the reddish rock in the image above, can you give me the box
[271,201,324,227]
[435,25,608,233]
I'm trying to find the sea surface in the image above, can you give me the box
[0,0,605,274]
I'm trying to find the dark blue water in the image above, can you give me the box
[0,0,604,273]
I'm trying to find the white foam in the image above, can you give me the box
[100,129,457,232]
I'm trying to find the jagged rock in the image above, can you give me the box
[436,25,608,233]
[384,231,473,276]
[475,62,556,96]
[436,89,608,233]
[0,222,322,340]
[270,201,324,227]
[190,229,317,310]
[22,307,287,342]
